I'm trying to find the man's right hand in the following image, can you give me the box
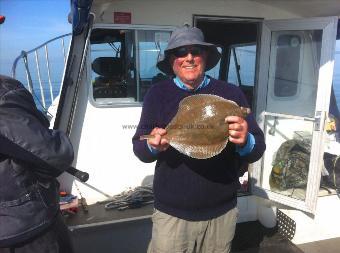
[147,127,170,152]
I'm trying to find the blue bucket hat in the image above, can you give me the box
[157,26,221,75]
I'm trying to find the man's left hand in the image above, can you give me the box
[225,116,248,147]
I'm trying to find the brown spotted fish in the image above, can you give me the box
[140,94,250,159]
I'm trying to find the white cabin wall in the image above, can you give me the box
[92,0,300,27]
[280,195,340,244]
[71,102,155,204]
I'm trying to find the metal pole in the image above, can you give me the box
[44,45,54,101]
[22,52,34,93]
[232,48,242,86]
[61,37,67,64]
[35,50,46,108]
[135,30,140,102]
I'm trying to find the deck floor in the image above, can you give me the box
[232,221,303,253]
[64,203,340,253]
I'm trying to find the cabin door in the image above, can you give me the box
[251,17,338,213]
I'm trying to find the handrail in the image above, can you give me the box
[11,33,71,78]
[11,33,72,113]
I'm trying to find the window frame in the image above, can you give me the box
[226,42,257,87]
[252,17,338,214]
[88,24,175,108]
[269,31,305,101]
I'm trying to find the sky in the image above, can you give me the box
[0,0,72,76]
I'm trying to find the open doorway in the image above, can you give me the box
[194,16,262,194]
[194,16,261,111]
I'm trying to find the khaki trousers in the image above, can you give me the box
[147,207,238,253]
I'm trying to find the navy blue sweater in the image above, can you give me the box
[132,78,265,221]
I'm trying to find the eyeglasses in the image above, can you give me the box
[171,46,205,58]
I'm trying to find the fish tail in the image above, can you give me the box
[139,135,154,140]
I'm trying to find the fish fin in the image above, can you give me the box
[180,94,226,108]
[170,140,228,159]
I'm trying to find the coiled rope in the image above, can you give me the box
[99,184,154,211]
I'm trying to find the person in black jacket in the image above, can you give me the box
[0,75,74,253]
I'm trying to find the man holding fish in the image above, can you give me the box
[133,26,265,253]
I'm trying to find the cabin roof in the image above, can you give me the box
[92,0,340,18]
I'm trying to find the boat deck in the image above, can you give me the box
[65,201,154,229]
[64,203,340,253]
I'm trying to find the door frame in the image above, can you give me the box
[252,17,338,213]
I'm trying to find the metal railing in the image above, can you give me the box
[11,33,72,113]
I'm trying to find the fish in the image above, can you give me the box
[140,94,250,159]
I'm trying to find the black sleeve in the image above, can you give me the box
[0,76,74,178]
[132,87,160,163]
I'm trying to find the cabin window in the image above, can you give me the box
[273,35,301,97]
[227,44,256,87]
[137,30,170,101]
[266,30,322,118]
[226,44,257,108]
[90,28,171,104]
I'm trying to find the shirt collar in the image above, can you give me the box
[173,75,210,92]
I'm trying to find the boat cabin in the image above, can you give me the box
[50,0,340,252]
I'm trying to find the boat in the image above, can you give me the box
[11,0,340,252]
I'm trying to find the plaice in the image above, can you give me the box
[140,94,250,159]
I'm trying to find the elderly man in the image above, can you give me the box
[132,26,265,253]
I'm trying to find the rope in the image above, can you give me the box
[99,184,154,211]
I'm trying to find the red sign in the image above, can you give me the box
[114,12,131,24]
